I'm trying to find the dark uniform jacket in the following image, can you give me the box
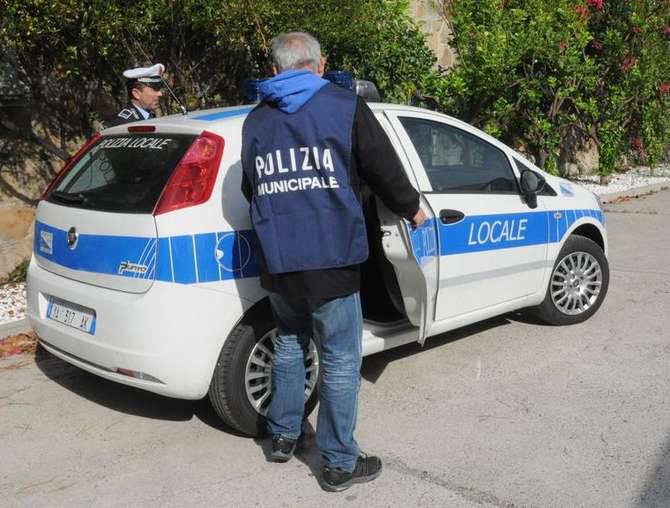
[105,104,153,128]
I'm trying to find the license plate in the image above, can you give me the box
[47,298,96,334]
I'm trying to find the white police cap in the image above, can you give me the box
[123,63,165,84]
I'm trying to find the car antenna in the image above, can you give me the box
[129,35,188,115]
[160,77,188,115]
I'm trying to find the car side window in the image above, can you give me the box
[399,117,517,194]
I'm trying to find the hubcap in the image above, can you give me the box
[244,330,319,416]
[551,251,602,315]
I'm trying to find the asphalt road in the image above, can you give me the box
[1,190,669,507]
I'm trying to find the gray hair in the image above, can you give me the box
[271,32,322,73]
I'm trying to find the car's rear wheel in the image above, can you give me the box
[534,235,609,325]
[208,310,320,436]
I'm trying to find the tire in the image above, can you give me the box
[534,235,610,325]
[208,309,320,437]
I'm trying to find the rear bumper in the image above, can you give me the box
[26,257,250,399]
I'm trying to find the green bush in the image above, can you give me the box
[0,0,436,138]
[430,0,670,176]
[5,0,668,181]
[587,0,670,173]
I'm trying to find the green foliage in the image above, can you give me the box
[4,0,668,184]
[0,0,437,200]
[435,0,670,176]
[586,0,670,173]
[438,0,599,174]
[6,258,29,284]
[0,0,435,136]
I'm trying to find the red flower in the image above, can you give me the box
[621,55,636,72]
[632,137,643,152]
[575,5,590,21]
[660,82,670,95]
[664,26,670,37]
[586,0,604,9]
[631,26,641,34]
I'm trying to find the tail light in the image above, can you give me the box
[128,125,156,133]
[154,131,224,215]
[40,132,102,200]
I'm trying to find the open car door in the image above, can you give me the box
[376,190,439,345]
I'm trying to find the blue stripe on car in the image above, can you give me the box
[191,107,254,121]
[34,222,158,279]
[35,209,601,284]
[408,209,603,259]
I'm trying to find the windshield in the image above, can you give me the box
[48,134,196,213]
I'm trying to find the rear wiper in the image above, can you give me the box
[50,191,87,204]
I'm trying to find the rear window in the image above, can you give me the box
[48,134,196,213]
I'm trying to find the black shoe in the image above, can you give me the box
[269,435,298,463]
[322,455,382,492]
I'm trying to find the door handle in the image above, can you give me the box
[440,209,465,224]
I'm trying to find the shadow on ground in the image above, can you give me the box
[33,343,246,436]
[636,432,670,507]
[361,314,517,383]
[31,311,538,438]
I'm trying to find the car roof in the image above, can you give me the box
[100,102,514,162]
[102,102,460,135]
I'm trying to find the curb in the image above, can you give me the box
[0,318,31,339]
[599,182,670,204]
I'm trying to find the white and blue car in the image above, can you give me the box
[27,102,609,436]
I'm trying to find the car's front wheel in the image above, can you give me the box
[534,235,610,325]
[208,310,320,436]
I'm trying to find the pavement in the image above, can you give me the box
[1,190,669,507]
[599,181,670,204]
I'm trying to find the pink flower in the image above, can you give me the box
[586,0,604,9]
[632,137,643,152]
[621,55,636,72]
[631,26,641,34]
[591,39,603,50]
[575,5,590,21]
[663,26,670,37]
[559,40,567,51]
[660,83,670,95]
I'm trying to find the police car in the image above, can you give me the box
[27,102,609,436]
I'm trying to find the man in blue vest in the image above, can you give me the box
[241,32,426,492]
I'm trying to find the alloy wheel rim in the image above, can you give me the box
[551,251,602,315]
[244,330,319,416]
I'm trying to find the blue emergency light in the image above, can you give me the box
[243,71,380,103]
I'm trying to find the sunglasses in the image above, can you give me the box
[142,83,163,91]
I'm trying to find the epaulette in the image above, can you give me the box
[118,108,140,120]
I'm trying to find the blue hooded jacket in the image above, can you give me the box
[241,70,368,274]
[258,69,329,113]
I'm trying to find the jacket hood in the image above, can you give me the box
[259,69,329,114]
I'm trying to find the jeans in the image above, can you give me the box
[268,291,363,472]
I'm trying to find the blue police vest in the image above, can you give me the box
[242,83,368,274]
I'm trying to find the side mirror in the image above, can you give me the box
[520,169,545,194]
[519,170,545,209]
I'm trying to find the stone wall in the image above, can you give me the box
[0,205,35,280]
[408,0,457,69]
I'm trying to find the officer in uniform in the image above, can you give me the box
[241,32,426,492]
[106,64,164,127]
